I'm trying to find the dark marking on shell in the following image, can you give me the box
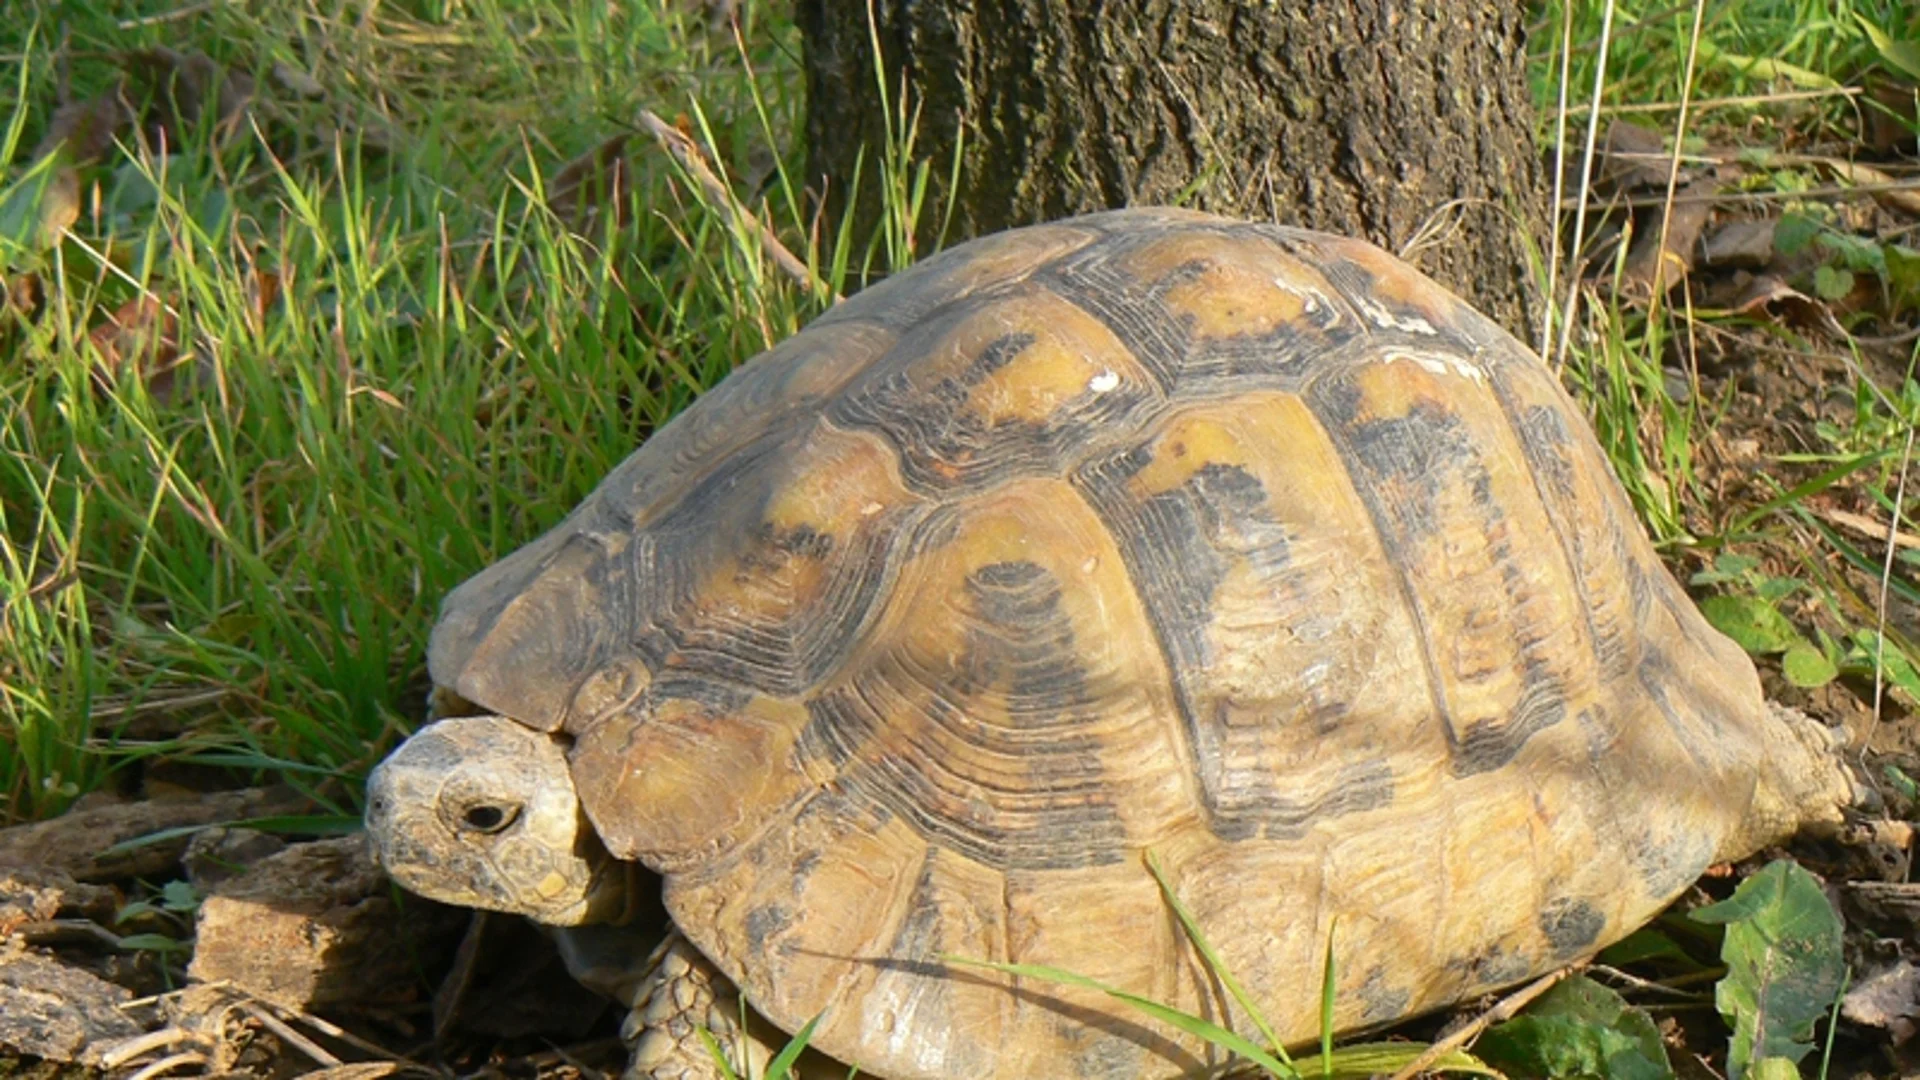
[1629,827,1716,902]
[1335,393,1483,542]
[1449,656,1568,779]
[1204,758,1395,843]
[618,433,900,697]
[1359,967,1412,1024]
[1075,459,1290,673]
[800,560,1129,872]
[1449,945,1533,993]
[1042,230,1353,391]
[744,903,795,958]
[1314,375,1571,776]
[1539,897,1606,960]
[828,293,1156,494]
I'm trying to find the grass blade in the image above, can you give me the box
[944,955,1298,1078]
[1292,1041,1502,1079]
[1143,851,1294,1070]
[765,1011,825,1080]
[1318,919,1337,1079]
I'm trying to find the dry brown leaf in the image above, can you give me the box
[1723,273,1826,327]
[1815,156,1920,218]
[1700,219,1776,269]
[1597,119,1679,192]
[30,86,135,166]
[546,133,633,234]
[119,47,256,149]
[87,295,187,402]
[270,60,325,99]
[1843,960,1920,1045]
[1619,181,1714,299]
[1864,77,1919,155]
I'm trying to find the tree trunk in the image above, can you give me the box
[798,0,1544,335]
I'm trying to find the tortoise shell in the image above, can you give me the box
[428,208,1790,1078]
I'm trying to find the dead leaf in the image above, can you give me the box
[1843,960,1920,1044]
[546,133,633,234]
[86,295,188,402]
[30,86,135,166]
[7,89,134,248]
[1597,119,1679,192]
[1620,180,1713,298]
[270,60,325,99]
[1700,219,1777,269]
[118,47,255,149]
[1724,274,1824,325]
[1864,77,1918,154]
[1815,156,1920,218]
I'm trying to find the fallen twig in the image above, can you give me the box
[241,1002,343,1068]
[635,109,830,300]
[1385,965,1578,1080]
[1563,177,1920,210]
[1814,506,1920,552]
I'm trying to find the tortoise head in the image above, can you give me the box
[364,714,629,925]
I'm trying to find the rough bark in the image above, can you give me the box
[799,0,1544,335]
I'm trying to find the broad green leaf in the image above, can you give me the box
[159,879,200,913]
[1847,630,1920,706]
[1812,264,1855,301]
[1691,553,1761,586]
[1477,975,1673,1080]
[117,932,189,954]
[1771,214,1823,257]
[1855,14,1920,81]
[1817,231,1888,275]
[1690,861,1845,1080]
[1881,763,1919,802]
[1748,1058,1802,1080]
[1598,928,1694,968]
[1753,576,1802,604]
[1886,244,1920,315]
[1700,595,1801,655]
[1780,643,1838,689]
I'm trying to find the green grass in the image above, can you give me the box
[0,0,864,821]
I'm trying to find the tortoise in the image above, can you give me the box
[365,207,1856,1080]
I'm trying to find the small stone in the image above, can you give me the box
[189,834,463,1009]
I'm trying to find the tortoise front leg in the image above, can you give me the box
[558,926,826,1080]
[623,933,770,1080]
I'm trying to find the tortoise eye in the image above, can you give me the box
[459,801,520,835]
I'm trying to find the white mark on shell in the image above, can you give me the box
[1381,349,1486,384]
[860,501,884,517]
[1355,295,1438,336]
[1088,370,1120,393]
[1270,276,1330,317]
